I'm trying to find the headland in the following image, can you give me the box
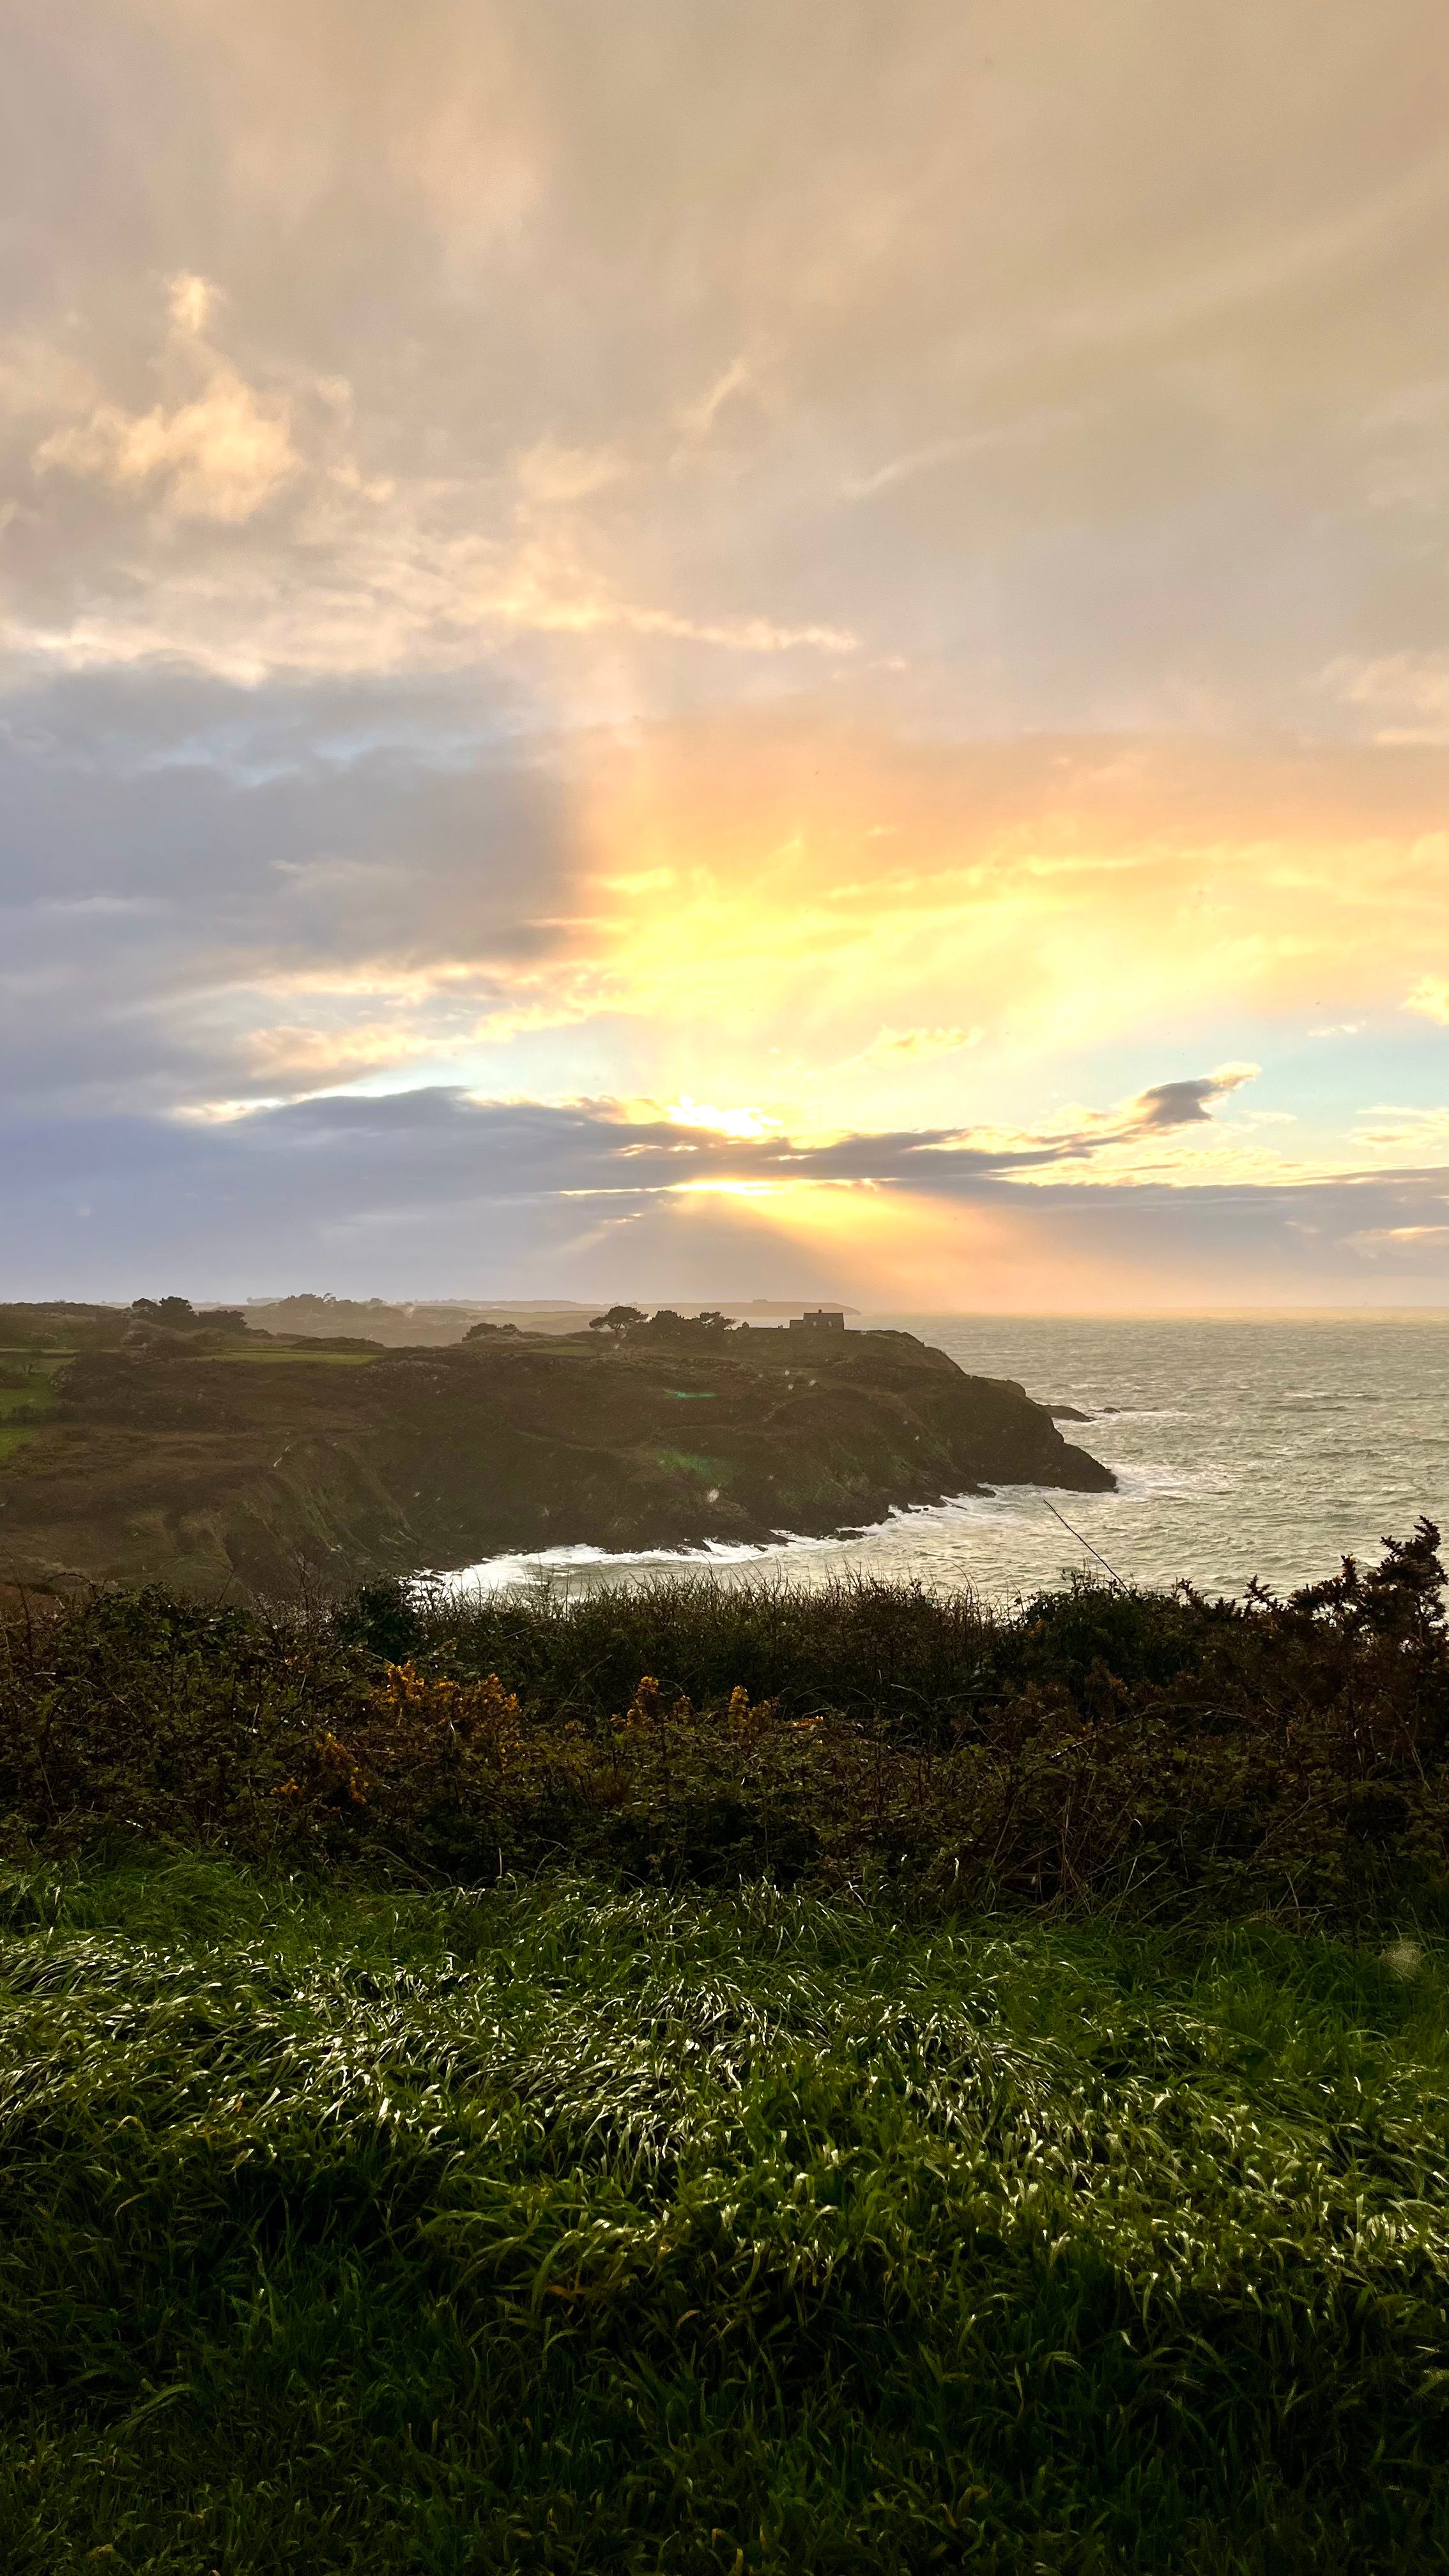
[0,1303,1112,1595]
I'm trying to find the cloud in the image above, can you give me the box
[1124,1068,1259,1129]
[1406,975,1449,1023]
[35,371,296,525]
[575,717,1449,1098]
[1344,1223,1449,1257]
[3,663,1446,1162]
[0,667,585,1117]
[855,1025,983,1065]
[176,1071,1257,1198]
[6,1,1448,719]
[168,273,215,337]
[7,268,860,682]
[1328,654,1449,744]
[663,1098,779,1140]
[4,1,1449,1305]
[1353,1105,1449,1155]
[3,1083,1447,1310]
[31,272,298,526]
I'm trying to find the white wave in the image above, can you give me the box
[423,1473,1194,1598]
[1091,1406,1185,1422]
[426,1525,854,1598]
[1105,1458,1234,1499]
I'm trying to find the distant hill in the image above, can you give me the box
[238,1296,859,1344]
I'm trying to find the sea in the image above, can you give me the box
[433,1315,1449,1607]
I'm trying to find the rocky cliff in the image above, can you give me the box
[0,1319,1114,1595]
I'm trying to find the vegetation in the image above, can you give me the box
[0,1859,1443,2570]
[0,1541,1446,2567]
[126,1300,250,1338]
[0,1340,78,1465]
[590,1308,738,1343]
[247,1297,590,1346]
[3,1527,1446,1922]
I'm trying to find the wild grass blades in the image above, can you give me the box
[0,1859,1443,2570]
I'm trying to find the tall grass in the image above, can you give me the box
[0,1857,1443,2570]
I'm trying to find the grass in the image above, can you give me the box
[650,1449,722,1480]
[215,1348,381,1368]
[0,1353,80,1468]
[0,1383,59,1421]
[0,1855,1443,2572]
[0,1545,1445,2563]
[0,1375,56,1465]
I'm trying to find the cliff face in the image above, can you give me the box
[0,1324,1114,1596]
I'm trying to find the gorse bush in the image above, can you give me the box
[3,1526,1448,1920]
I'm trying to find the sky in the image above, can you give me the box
[3,0,1449,1312]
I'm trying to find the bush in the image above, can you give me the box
[1,1529,1446,1922]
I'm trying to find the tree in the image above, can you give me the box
[130,1297,196,1327]
[589,1305,647,1337]
[640,1308,736,1342]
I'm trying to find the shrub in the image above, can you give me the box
[1,1529,1446,1922]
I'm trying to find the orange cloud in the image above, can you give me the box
[572,717,1449,1116]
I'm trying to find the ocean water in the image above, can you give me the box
[434,1315,1449,1607]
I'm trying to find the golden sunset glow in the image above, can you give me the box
[4,2,1449,1306]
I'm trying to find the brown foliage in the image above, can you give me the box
[1,1528,1448,1920]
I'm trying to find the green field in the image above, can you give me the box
[0,1360,68,1406]
[0,1859,1443,2573]
[0,1360,61,1463]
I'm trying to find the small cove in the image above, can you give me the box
[431,1312,1449,1605]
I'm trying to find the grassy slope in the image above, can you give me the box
[0,1859,1444,2573]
